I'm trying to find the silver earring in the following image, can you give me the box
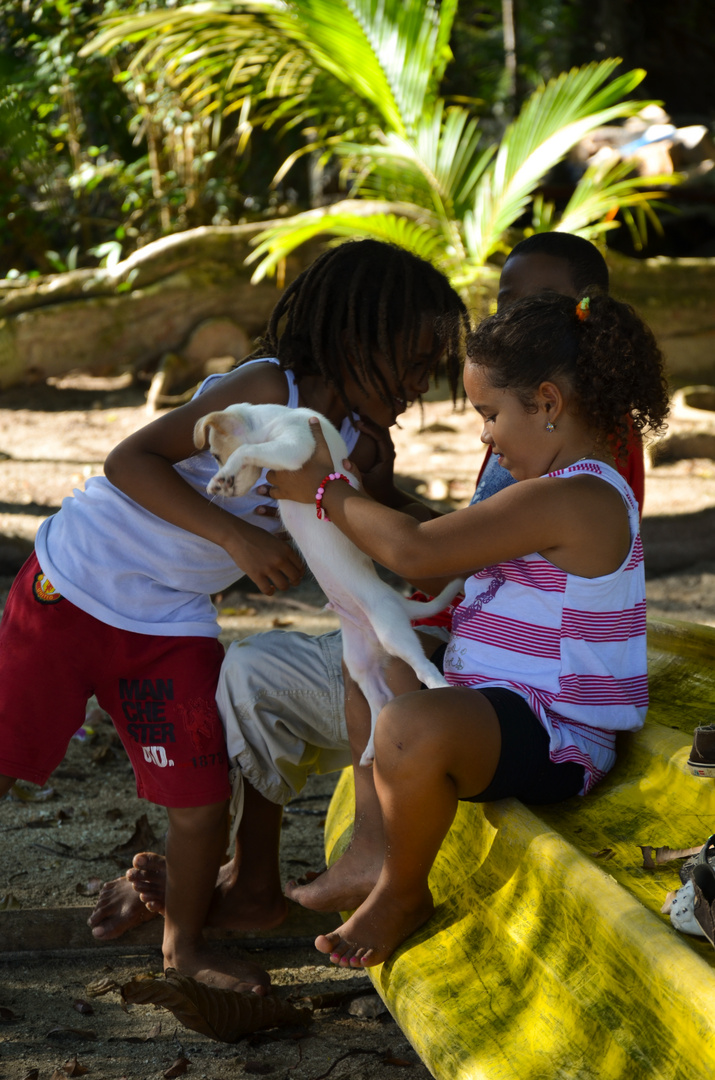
[546,420,556,433]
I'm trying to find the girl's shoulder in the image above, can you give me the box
[549,459,639,516]
[194,360,292,410]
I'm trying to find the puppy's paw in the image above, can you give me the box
[208,474,237,497]
[359,739,376,768]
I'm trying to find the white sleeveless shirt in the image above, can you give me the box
[443,461,647,793]
[35,361,360,638]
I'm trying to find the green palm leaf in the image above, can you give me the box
[554,157,672,239]
[331,103,494,220]
[83,0,457,141]
[463,61,654,267]
[247,204,447,280]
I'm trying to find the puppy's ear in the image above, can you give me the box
[193,413,222,450]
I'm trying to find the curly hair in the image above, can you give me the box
[242,239,468,411]
[467,291,670,458]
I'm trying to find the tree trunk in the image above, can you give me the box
[0,224,318,390]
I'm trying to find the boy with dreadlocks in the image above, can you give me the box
[0,239,467,991]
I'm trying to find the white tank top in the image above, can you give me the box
[443,461,646,793]
[35,361,360,637]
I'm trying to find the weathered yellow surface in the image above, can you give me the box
[324,619,715,1080]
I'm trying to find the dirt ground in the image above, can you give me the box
[0,372,714,1080]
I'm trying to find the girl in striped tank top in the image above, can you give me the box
[268,289,670,969]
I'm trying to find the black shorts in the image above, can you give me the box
[429,643,585,805]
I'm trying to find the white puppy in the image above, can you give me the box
[194,403,462,764]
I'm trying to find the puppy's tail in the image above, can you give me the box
[401,577,464,621]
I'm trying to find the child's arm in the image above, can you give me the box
[267,421,631,582]
[351,418,439,522]
[104,364,305,593]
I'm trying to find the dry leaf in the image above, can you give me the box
[25,814,56,829]
[46,1027,97,1041]
[91,745,115,766]
[382,1054,414,1067]
[62,1057,89,1076]
[72,999,94,1016]
[591,848,615,860]
[271,617,294,628]
[640,844,703,869]
[110,814,159,859]
[163,1056,190,1078]
[121,970,311,1042]
[298,982,371,1011]
[86,976,121,997]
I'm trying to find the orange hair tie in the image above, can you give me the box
[576,296,590,321]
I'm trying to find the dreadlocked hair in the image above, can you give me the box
[242,239,468,412]
[467,291,670,462]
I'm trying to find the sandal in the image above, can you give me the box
[667,835,715,942]
[679,834,715,885]
[688,724,715,777]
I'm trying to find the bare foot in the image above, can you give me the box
[165,940,272,994]
[87,875,158,940]
[126,852,167,913]
[128,852,287,932]
[314,884,434,968]
[284,842,382,913]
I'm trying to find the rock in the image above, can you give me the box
[182,317,251,367]
[347,994,388,1019]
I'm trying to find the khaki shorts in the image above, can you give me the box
[216,625,449,828]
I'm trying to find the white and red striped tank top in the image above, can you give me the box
[443,460,646,793]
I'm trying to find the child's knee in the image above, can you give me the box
[167,800,228,838]
[375,694,439,757]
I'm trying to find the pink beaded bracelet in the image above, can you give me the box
[315,472,350,520]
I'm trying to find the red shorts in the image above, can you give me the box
[0,553,230,807]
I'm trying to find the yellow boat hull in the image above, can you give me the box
[324,619,715,1080]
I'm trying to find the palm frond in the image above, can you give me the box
[463,61,654,266]
[316,102,493,243]
[273,0,454,137]
[554,156,673,237]
[247,202,446,281]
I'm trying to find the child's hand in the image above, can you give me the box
[355,417,396,502]
[267,419,345,505]
[224,522,304,595]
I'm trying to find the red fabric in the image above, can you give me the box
[409,590,461,629]
[0,553,230,807]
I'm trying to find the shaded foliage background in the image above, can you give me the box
[0,0,713,280]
